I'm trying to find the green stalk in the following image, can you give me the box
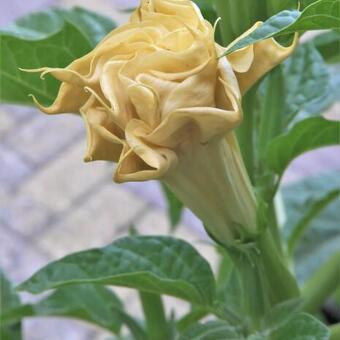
[268,201,285,258]
[177,308,208,332]
[139,292,170,340]
[330,324,340,340]
[228,229,299,330]
[302,252,340,314]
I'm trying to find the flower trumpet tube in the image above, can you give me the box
[24,0,297,246]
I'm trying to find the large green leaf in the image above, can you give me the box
[0,8,115,106]
[282,171,340,283]
[262,299,303,332]
[266,117,340,177]
[225,0,340,55]
[161,183,184,230]
[0,271,22,340]
[283,42,331,123]
[35,285,123,334]
[270,313,330,340]
[55,7,116,46]
[214,0,269,45]
[193,0,218,25]
[287,189,340,255]
[1,285,147,338]
[265,0,299,16]
[18,236,216,305]
[178,321,242,340]
[1,285,124,335]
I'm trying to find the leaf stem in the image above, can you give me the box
[302,252,340,315]
[176,308,208,331]
[139,291,170,340]
[228,229,299,330]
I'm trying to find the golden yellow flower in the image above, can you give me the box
[26,0,296,244]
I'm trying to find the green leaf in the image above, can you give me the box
[262,299,303,331]
[314,30,340,64]
[0,7,115,106]
[247,335,266,340]
[217,269,244,318]
[282,171,340,283]
[301,251,340,314]
[270,313,330,340]
[161,183,184,230]
[55,7,116,46]
[266,0,299,16]
[283,42,331,123]
[225,0,340,55]
[178,320,242,340]
[0,271,22,340]
[287,189,340,255]
[2,11,65,39]
[266,117,340,177]
[214,0,268,45]
[1,285,146,337]
[193,1,218,25]
[301,0,321,8]
[18,236,216,306]
[36,285,123,334]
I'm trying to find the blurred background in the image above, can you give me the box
[0,0,339,339]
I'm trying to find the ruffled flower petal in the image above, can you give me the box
[226,22,298,94]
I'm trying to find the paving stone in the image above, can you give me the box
[123,180,165,210]
[0,105,37,124]
[23,318,100,340]
[6,114,84,165]
[325,102,340,120]
[0,193,51,236]
[0,0,53,26]
[0,145,33,190]
[37,184,147,258]
[283,146,340,185]
[17,141,113,214]
[0,225,49,284]
[0,108,15,137]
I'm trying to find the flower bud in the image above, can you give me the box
[26,0,296,245]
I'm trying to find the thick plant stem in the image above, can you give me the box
[228,229,299,330]
[330,324,340,340]
[139,291,170,340]
[302,252,340,314]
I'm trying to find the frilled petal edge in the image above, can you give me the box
[225,22,298,95]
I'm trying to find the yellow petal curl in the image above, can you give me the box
[226,22,298,95]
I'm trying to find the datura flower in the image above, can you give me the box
[26,0,296,245]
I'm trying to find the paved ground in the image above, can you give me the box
[0,1,339,339]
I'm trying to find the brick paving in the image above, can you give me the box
[1,1,340,339]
